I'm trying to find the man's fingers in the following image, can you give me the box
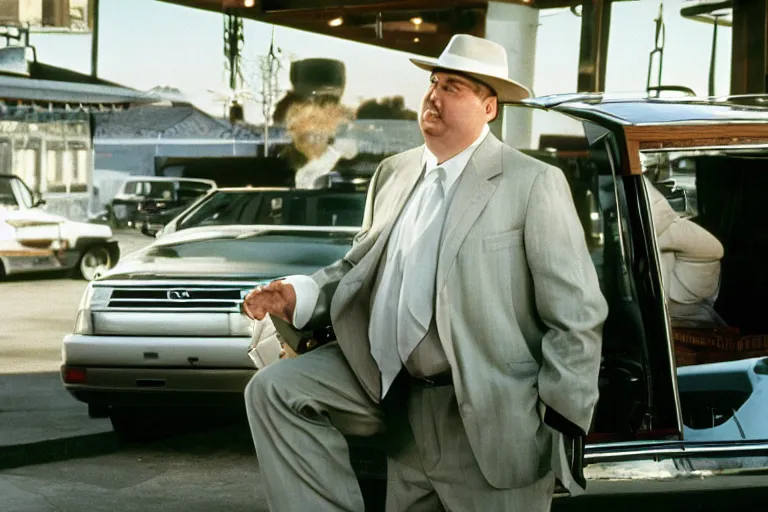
[241,281,295,322]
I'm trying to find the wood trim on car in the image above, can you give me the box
[622,123,768,175]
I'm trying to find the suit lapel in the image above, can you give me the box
[436,134,503,288]
[349,148,425,286]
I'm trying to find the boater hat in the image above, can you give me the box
[410,34,532,103]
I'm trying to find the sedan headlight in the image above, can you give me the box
[72,285,112,335]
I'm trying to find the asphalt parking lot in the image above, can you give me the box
[2,230,768,511]
[0,230,150,375]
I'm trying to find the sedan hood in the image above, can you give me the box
[100,226,353,281]
[101,257,327,281]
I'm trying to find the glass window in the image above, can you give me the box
[642,146,768,444]
[177,182,213,202]
[144,181,175,200]
[0,178,18,207]
[177,192,263,230]
[11,177,34,208]
[123,181,138,195]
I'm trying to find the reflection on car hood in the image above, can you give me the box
[101,225,354,281]
[101,258,325,281]
[151,225,358,246]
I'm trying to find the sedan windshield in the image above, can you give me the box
[176,191,365,231]
[0,178,18,207]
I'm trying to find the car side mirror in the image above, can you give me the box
[33,195,46,207]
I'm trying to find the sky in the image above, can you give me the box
[23,0,732,127]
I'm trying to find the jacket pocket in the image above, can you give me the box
[483,228,523,253]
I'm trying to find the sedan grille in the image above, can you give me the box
[106,286,246,311]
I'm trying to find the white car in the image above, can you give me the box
[0,173,119,280]
[61,224,357,440]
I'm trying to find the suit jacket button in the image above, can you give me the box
[460,404,472,415]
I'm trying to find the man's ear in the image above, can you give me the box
[485,97,498,121]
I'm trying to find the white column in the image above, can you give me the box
[485,1,539,149]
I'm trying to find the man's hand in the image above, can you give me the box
[242,280,297,323]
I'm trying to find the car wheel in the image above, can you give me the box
[77,244,112,281]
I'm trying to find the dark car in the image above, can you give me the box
[148,187,367,237]
[109,177,216,229]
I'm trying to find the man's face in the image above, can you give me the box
[419,71,497,142]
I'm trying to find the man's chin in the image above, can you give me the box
[419,119,443,137]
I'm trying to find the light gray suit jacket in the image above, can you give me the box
[305,133,608,493]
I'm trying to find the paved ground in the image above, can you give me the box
[0,230,151,462]
[0,229,150,373]
[2,420,768,512]
[3,229,768,510]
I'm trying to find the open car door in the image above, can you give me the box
[529,96,768,489]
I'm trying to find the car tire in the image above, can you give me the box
[109,407,234,442]
[109,408,168,442]
[76,244,112,281]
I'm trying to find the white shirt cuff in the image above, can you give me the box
[280,275,320,329]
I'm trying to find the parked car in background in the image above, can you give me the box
[107,176,216,229]
[61,224,356,439]
[0,174,119,280]
[146,186,367,237]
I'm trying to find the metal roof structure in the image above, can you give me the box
[0,73,169,106]
[159,0,633,58]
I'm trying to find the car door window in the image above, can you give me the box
[0,178,18,207]
[123,181,138,195]
[10,177,33,208]
[643,147,768,444]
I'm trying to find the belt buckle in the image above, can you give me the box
[414,376,435,387]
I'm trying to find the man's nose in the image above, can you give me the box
[428,86,440,104]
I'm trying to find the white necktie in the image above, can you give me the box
[397,167,447,359]
[370,166,447,396]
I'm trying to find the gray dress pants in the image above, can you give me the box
[245,342,554,512]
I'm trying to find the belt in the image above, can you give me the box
[409,370,453,388]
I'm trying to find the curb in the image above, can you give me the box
[0,431,120,471]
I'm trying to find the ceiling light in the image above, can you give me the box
[413,37,420,43]
[243,0,255,6]
[410,17,423,26]
[328,17,343,27]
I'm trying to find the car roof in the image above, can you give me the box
[520,93,768,127]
